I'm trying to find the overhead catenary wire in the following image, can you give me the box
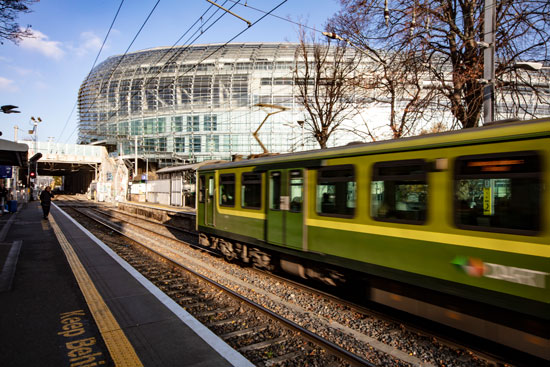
[67,0,162,143]
[72,0,289,145]
[68,0,239,143]
[57,0,126,143]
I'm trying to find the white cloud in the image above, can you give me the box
[19,29,65,60]
[77,31,103,56]
[12,66,34,76]
[0,76,18,92]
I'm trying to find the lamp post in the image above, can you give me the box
[30,116,42,154]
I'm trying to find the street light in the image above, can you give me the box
[30,116,42,155]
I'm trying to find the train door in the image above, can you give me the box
[266,169,304,249]
[205,173,215,226]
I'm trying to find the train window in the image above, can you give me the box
[454,151,541,234]
[242,172,262,209]
[371,160,428,224]
[316,165,355,217]
[270,172,281,210]
[289,170,303,212]
[199,175,205,203]
[219,174,235,206]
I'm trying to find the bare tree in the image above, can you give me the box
[329,0,550,128]
[293,29,364,148]
[0,0,36,45]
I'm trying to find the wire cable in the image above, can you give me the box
[57,0,126,143]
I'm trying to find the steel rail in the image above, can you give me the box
[70,206,376,367]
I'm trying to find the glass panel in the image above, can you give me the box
[455,152,541,232]
[289,170,303,212]
[192,136,201,152]
[144,118,155,134]
[208,177,214,197]
[187,116,199,132]
[270,172,281,210]
[371,181,427,222]
[174,137,185,153]
[219,174,235,206]
[371,160,427,223]
[172,116,183,132]
[204,115,217,131]
[158,137,166,152]
[157,117,166,133]
[242,172,262,209]
[199,176,205,203]
[316,166,355,217]
[207,135,219,152]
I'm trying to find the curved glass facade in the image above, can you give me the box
[78,43,318,165]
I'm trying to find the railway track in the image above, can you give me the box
[62,204,377,366]
[56,196,512,366]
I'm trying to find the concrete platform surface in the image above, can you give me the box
[0,201,252,367]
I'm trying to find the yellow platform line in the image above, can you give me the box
[48,215,143,367]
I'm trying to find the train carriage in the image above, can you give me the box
[197,118,550,360]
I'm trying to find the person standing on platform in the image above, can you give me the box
[0,182,8,214]
[40,186,54,219]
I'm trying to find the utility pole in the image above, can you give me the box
[483,0,496,124]
[134,136,138,179]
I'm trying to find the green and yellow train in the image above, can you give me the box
[196,118,550,360]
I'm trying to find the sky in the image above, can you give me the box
[0,0,341,144]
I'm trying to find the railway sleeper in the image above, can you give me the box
[207,316,243,327]
[220,325,269,340]
[238,336,288,352]
[196,306,238,318]
[260,349,312,367]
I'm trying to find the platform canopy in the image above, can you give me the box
[156,160,227,174]
[0,139,28,167]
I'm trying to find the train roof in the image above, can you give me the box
[197,117,550,171]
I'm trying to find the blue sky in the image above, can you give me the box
[0,0,340,143]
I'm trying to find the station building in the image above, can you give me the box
[78,43,339,168]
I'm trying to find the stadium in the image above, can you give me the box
[77,43,340,167]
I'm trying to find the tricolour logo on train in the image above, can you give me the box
[452,256,548,288]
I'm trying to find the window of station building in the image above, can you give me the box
[144,138,156,152]
[187,116,200,132]
[316,165,356,217]
[157,118,166,134]
[207,135,219,152]
[242,172,262,209]
[192,136,202,153]
[178,76,192,105]
[289,170,303,213]
[172,116,183,132]
[204,115,217,131]
[371,160,428,224]
[454,151,541,234]
[158,137,167,152]
[219,174,235,206]
[270,172,281,210]
[144,119,155,134]
[174,137,185,153]
[130,120,142,135]
[118,122,129,135]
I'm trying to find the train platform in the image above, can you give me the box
[0,201,253,367]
